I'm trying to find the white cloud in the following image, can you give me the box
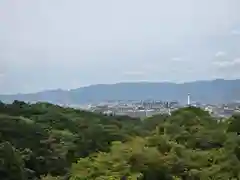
[231,58,240,65]
[215,51,227,57]
[123,71,145,75]
[231,29,240,35]
[213,58,240,67]
[171,57,183,61]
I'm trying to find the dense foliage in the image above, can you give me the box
[0,100,240,179]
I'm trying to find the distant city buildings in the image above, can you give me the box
[65,98,240,119]
[59,94,240,119]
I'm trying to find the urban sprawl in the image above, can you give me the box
[66,95,240,119]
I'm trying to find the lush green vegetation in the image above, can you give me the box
[0,100,240,179]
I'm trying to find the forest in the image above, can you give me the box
[0,100,240,180]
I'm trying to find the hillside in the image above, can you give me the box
[1,101,240,179]
[1,79,240,104]
[0,100,144,180]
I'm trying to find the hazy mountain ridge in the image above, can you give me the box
[1,79,240,104]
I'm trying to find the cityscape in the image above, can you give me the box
[66,94,240,119]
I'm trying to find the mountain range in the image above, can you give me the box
[1,79,240,104]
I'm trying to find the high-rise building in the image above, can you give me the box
[187,93,191,106]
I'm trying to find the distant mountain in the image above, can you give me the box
[1,79,240,104]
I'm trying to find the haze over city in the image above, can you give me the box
[1,0,240,94]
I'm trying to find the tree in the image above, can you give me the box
[227,113,240,135]
[0,142,26,180]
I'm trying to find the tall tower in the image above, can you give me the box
[187,93,191,106]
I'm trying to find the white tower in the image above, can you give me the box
[187,93,191,106]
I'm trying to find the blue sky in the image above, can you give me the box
[1,0,240,94]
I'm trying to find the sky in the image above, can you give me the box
[1,0,240,94]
